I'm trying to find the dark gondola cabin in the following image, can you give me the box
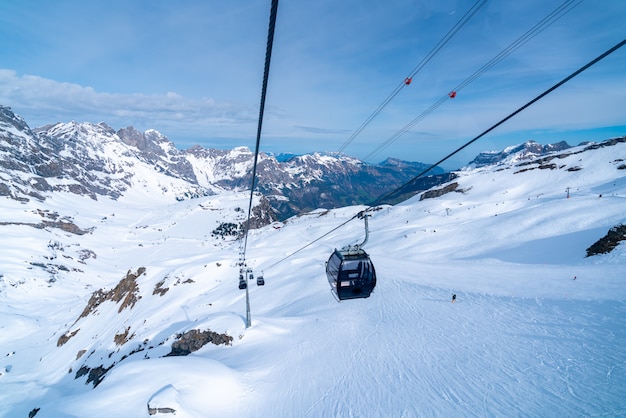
[326,248,376,300]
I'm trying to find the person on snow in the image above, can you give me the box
[451,294,457,303]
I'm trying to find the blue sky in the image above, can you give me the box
[1,0,625,168]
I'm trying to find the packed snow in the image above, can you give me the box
[0,140,625,417]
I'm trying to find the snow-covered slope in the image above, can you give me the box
[1,136,624,417]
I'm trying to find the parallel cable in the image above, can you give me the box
[373,38,626,205]
[241,0,279,263]
[260,37,626,270]
[261,212,360,272]
[456,0,582,91]
[363,0,583,162]
[337,0,487,154]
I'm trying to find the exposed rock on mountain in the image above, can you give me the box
[117,126,198,184]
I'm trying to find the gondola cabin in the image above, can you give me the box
[326,248,376,300]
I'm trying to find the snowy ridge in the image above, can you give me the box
[0,131,625,417]
[469,140,572,167]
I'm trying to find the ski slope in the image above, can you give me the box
[0,140,625,417]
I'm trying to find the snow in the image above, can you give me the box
[0,123,29,140]
[61,358,244,418]
[0,141,625,417]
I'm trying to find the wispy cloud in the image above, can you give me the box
[0,69,257,137]
[294,126,351,135]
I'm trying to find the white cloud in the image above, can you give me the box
[0,69,257,137]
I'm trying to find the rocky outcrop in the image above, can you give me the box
[166,329,233,357]
[79,267,146,318]
[586,224,626,257]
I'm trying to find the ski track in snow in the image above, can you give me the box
[221,278,626,417]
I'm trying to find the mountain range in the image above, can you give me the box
[2,105,449,221]
[7,105,609,223]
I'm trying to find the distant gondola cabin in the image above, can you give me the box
[326,248,376,300]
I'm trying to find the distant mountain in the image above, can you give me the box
[271,152,300,163]
[0,105,445,221]
[418,136,626,203]
[469,140,573,167]
[376,137,626,204]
